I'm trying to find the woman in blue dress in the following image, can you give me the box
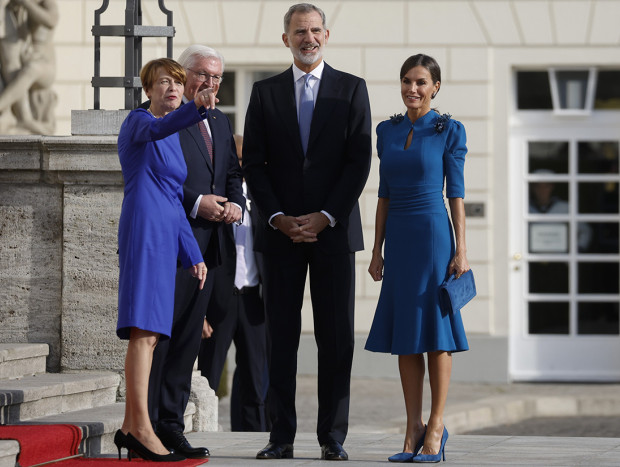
[365,54,470,463]
[115,58,217,461]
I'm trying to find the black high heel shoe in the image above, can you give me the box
[113,430,127,460]
[126,432,185,462]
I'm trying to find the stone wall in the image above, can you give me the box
[0,136,125,372]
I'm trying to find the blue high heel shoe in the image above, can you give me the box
[412,426,448,463]
[388,427,427,462]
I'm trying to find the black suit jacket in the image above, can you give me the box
[178,107,244,268]
[242,63,372,255]
[139,100,244,268]
[206,187,264,325]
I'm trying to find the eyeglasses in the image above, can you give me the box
[187,68,223,84]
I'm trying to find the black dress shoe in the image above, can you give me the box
[157,429,209,459]
[256,442,294,459]
[321,441,348,461]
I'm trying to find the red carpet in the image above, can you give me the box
[0,425,207,466]
[0,424,82,466]
[54,459,207,466]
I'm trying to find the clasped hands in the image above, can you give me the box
[273,212,329,243]
[197,194,242,224]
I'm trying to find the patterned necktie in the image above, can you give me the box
[298,73,314,155]
[198,120,213,162]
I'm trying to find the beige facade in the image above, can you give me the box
[18,0,620,381]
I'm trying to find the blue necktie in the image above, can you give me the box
[298,73,314,155]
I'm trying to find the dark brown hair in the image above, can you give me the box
[400,54,441,97]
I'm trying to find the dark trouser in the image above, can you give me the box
[262,246,355,446]
[148,265,215,433]
[198,285,269,431]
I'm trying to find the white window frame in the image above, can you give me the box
[549,67,598,117]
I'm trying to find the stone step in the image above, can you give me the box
[0,440,19,467]
[25,401,196,457]
[0,371,120,424]
[0,343,48,380]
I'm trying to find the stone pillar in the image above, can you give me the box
[0,137,63,369]
[0,135,125,371]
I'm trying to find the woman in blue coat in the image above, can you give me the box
[366,55,470,463]
[115,58,217,461]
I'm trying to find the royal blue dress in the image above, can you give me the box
[116,103,205,340]
[365,111,469,355]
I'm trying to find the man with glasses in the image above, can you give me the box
[148,44,244,459]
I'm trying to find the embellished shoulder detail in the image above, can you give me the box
[389,113,405,125]
[434,113,452,134]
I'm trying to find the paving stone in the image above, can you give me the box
[180,432,620,466]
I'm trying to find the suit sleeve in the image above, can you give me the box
[242,82,282,221]
[221,116,245,212]
[182,184,200,216]
[120,103,204,147]
[376,121,390,199]
[322,78,372,222]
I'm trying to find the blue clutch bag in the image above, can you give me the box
[439,269,476,314]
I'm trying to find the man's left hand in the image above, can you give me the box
[202,318,213,339]
[221,202,242,224]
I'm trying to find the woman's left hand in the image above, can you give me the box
[448,252,470,279]
[190,261,208,289]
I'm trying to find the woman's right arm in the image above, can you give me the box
[368,197,389,282]
[125,87,217,145]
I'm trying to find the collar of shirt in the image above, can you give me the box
[292,60,324,82]
[293,61,324,109]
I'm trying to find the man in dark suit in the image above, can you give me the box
[243,3,371,461]
[197,134,270,432]
[148,45,244,459]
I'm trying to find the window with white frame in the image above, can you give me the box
[516,68,620,114]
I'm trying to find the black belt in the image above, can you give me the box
[233,285,259,295]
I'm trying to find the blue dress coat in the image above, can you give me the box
[116,103,205,339]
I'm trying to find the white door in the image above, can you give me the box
[509,121,620,381]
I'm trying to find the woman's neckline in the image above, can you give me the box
[406,109,435,126]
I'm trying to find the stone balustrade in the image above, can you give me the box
[0,135,125,373]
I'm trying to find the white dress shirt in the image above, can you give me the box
[234,182,259,289]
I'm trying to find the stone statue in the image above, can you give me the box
[0,0,58,135]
